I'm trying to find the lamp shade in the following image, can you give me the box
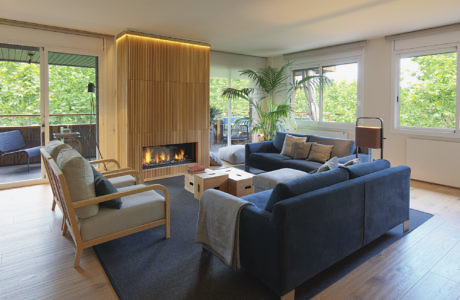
[355,126,382,149]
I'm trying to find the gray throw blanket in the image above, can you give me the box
[196,189,252,270]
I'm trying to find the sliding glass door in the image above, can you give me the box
[0,43,98,187]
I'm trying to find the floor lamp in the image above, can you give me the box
[87,82,107,170]
[355,117,384,161]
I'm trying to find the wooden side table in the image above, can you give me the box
[193,169,228,200]
[221,167,254,197]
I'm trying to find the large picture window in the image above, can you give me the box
[397,51,457,130]
[293,62,358,123]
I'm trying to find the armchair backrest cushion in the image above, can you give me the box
[273,131,310,153]
[344,159,390,179]
[57,148,98,218]
[45,140,72,160]
[265,167,349,212]
[309,135,356,157]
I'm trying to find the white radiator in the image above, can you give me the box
[406,138,460,188]
[296,128,348,138]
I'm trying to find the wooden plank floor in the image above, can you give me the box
[0,180,459,299]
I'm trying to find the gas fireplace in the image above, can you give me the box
[142,143,196,170]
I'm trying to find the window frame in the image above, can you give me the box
[392,42,460,138]
[289,54,363,129]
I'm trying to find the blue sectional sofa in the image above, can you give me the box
[238,160,411,298]
[245,131,369,173]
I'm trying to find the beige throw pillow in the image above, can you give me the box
[57,148,98,218]
[280,135,307,157]
[308,143,334,163]
[293,142,315,160]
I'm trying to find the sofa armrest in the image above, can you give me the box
[245,141,277,171]
[239,205,283,294]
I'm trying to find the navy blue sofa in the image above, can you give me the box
[245,131,369,173]
[238,160,411,298]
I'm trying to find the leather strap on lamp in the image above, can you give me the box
[355,117,384,160]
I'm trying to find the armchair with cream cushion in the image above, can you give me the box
[46,147,170,267]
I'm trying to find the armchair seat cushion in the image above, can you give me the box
[109,175,137,188]
[79,185,165,242]
[248,153,291,171]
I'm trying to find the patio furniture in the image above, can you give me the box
[47,147,170,267]
[0,130,40,173]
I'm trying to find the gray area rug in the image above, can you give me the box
[94,175,433,300]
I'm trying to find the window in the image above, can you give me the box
[397,51,457,130]
[292,62,358,123]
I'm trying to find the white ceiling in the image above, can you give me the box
[2,0,460,57]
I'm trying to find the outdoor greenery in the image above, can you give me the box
[399,52,456,129]
[0,61,96,127]
[209,77,250,119]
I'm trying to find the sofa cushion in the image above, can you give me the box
[282,159,323,173]
[308,143,334,163]
[92,167,122,209]
[265,167,349,212]
[281,135,307,157]
[248,153,292,171]
[253,168,309,192]
[344,159,391,179]
[241,189,273,209]
[293,142,314,160]
[273,131,310,152]
[79,186,165,241]
[57,148,98,218]
[45,140,72,160]
[309,135,355,157]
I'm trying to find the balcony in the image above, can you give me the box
[0,119,96,184]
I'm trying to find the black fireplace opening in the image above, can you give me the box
[142,143,196,170]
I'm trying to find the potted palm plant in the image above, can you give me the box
[222,62,328,141]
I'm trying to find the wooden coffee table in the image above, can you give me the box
[220,167,254,197]
[184,167,254,199]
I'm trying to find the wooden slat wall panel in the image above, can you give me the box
[117,33,210,180]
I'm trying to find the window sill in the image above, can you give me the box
[391,126,460,140]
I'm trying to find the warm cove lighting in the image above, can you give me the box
[116,33,210,49]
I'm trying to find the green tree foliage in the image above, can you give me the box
[400,52,456,129]
[0,61,96,127]
[209,77,250,119]
[323,80,357,123]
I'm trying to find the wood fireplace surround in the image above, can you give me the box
[116,32,210,181]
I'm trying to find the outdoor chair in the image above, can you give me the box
[0,130,40,173]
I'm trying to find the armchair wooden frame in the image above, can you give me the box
[47,158,170,267]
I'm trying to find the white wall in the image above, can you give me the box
[269,36,460,187]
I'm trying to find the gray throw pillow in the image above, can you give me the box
[308,143,334,163]
[316,156,339,173]
[340,157,361,167]
[293,142,315,159]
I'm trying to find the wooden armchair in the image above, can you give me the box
[47,152,170,267]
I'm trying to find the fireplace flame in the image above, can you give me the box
[145,148,152,164]
[143,147,188,168]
